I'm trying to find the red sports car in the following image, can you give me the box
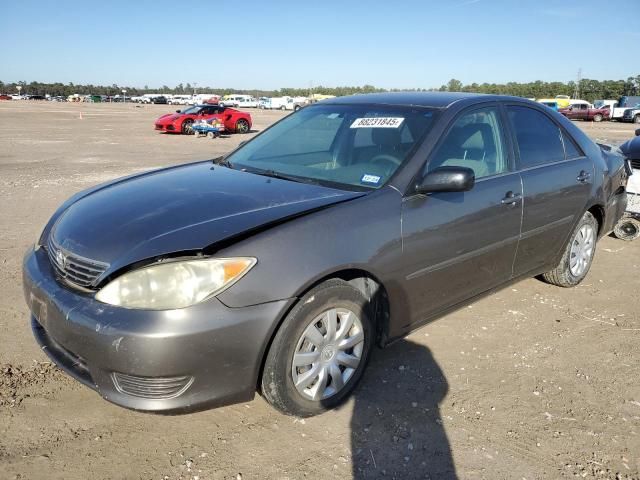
[155,104,252,134]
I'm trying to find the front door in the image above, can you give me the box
[401,105,523,327]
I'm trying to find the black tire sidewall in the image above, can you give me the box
[262,281,374,416]
[614,218,640,241]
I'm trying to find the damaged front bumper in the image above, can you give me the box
[23,246,293,413]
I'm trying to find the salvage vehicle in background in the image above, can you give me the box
[24,92,628,417]
[622,107,640,124]
[220,95,258,108]
[559,103,610,122]
[154,104,252,134]
[614,128,640,240]
[611,96,640,121]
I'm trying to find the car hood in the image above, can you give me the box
[156,113,182,123]
[51,161,364,276]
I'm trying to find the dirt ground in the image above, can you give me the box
[0,101,639,480]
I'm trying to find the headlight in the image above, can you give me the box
[95,257,256,310]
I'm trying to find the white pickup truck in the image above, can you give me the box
[611,95,640,121]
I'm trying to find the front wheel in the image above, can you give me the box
[235,118,250,133]
[542,211,598,287]
[634,115,640,124]
[181,119,194,135]
[593,114,603,122]
[260,279,374,417]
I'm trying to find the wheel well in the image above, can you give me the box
[588,204,604,235]
[255,269,391,392]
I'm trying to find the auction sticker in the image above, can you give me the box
[350,117,404,128]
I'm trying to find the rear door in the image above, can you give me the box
[401,104,523,324]
[506,105,593,276]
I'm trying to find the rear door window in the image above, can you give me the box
[507,106,566,168]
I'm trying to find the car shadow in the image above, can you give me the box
[349,339,457,479]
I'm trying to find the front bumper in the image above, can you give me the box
[155,123,176,132]
[23,246,293,413]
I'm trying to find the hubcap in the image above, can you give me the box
[237,120,248,133]
[569,224,595,276]
[291,308,364,401]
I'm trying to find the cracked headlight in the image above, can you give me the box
[95,257,256,310]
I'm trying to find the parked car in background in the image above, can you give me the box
[622,107,640,123]
[537,100,559,111]
[220,95,258,108]
[27,95,46,101]
[25,93,628,416]
[554,95,571,108]
[266,96,294,110]
[594,99,617,111]
[613,128,640,240]
[191,94,220,105]
[168,95,192,105]
[154,104,252,134]
[0,94,12,100]
[611,96,640,121]
[559,103,610,122]
[151,96,168,105]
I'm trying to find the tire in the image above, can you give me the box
[613,217,640,241]
[280,105,286,111]
[593,114,603,122]
[235,118,250,134]
[634,115,640,124]
[260,279,374,417]
[294,105,301,112]
[542,211,598,287]
[181,119,194,135]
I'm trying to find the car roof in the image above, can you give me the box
[323,91,526,108]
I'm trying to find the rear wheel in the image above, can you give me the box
[613,216,640,241]
[280,105,286,111]
[235,119,250,134]
[181,119,194,135]
[542,211,598,287]
[260,279,374,417]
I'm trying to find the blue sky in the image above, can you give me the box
[1,0,638,90]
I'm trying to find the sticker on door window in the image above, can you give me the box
[350,117,404,128]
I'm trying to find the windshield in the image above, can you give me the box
[227,104,438,190]
[180,106,202,115]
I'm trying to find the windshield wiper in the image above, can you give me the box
[211,156,233,168]
[242,167,315,185]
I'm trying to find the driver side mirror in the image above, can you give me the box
[414,166,475,194]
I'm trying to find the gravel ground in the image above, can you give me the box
[0,101,639,480]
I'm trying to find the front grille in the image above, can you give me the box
[112,372,193,399]
[47,236,109,288]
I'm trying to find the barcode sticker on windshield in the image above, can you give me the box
[350,117,404,129]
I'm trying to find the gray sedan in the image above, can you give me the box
[23,93,629,416]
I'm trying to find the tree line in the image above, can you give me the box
[1,76,638,103]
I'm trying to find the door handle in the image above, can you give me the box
[577,170,591,183]
[501,191,522,206]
